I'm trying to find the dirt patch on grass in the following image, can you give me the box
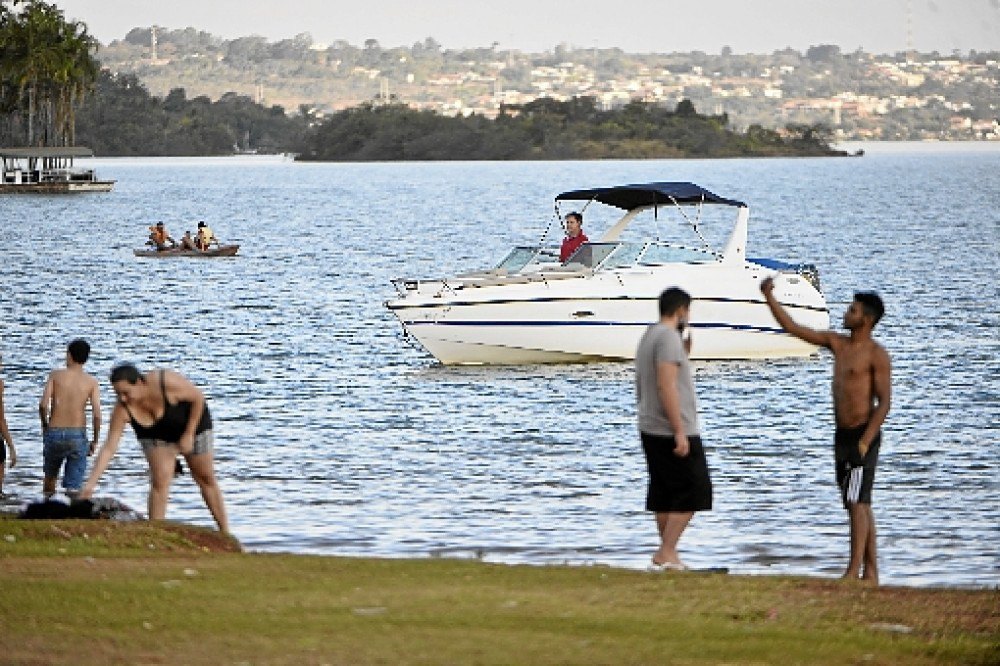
[156,522,242,552]
[769,576,1000,637]
[1,515,241,554]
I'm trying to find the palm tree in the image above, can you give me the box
[51,17,98,144]
[0,0,98,146]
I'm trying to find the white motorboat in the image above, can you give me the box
[386,181,829,365]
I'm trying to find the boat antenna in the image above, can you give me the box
[652,194,663,241]
[652,204,664,241]
[540,199,563,246]
[668,195,713,251]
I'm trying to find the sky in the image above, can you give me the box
[47,0,1000,55]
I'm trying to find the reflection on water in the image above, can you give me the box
[1,146,997,588]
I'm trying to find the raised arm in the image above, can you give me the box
[79,403,128,499]
[760,277,836,348]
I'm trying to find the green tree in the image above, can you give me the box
[298,97,844,162]
[0,0,98,146]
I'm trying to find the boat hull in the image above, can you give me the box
[133,244,240,258]
[387,266,829,364]
[0,180,114,193]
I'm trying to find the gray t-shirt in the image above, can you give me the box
[635,323,700,437]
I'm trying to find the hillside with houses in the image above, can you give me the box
[96,28,999,142]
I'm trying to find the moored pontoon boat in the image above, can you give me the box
[0,147,114,193]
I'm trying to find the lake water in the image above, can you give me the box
[1,143,997,589]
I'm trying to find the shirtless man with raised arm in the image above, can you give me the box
[760,277,891,584]
[39,339,101,498]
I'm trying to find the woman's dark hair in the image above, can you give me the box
[110,363,142,384]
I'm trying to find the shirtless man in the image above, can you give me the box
[39,339,101,498]
[760,277,891,584]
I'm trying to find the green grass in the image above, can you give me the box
[1,517,997,665]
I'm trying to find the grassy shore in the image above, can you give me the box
[0,517,996,665]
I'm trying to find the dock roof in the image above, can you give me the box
[0,147,95,159]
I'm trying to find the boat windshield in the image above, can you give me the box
[495,241,718,275]
[495,246,544,273]
[601,242,645,269]
[564,242,652,270]
[639,243,719,264]
[563,243,621,269]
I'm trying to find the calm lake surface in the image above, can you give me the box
[1,143,997,588]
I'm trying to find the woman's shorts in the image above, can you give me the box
[140,430,214,456]
[641,432,713,513]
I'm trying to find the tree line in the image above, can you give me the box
[72,71,308,156]
[297,97,845,161]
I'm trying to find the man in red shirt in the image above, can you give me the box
[559,211,589,262]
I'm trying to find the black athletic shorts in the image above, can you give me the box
[641,432,713,512]
[835,423,880,507]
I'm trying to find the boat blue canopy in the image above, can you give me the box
[555,182,745,210]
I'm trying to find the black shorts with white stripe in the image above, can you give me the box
[835,423,880,507]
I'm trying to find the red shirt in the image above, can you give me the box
[560,233,589,262]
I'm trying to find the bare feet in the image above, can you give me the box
[840,571,878,586]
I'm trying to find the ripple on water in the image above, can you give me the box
[1,150,998,588]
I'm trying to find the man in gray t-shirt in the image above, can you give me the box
[635,287,713,571]
[636,322,700,438]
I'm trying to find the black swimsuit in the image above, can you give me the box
[124,371,212,442]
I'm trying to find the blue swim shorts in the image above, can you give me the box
[43,427,90,492]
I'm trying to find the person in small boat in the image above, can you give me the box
[79,363,229,534]
[180,230,199,251]
[196,221,218,251]
[559,211,589,262]
[147,221,176,250]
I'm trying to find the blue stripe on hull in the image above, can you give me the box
[388,294,828,314]
[401,320,790,335]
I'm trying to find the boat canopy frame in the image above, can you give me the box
[554,181,745,210]
[550,181,747,257]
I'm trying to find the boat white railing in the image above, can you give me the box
[391,236,728,299]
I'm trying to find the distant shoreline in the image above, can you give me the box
[66,140,1000,164]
